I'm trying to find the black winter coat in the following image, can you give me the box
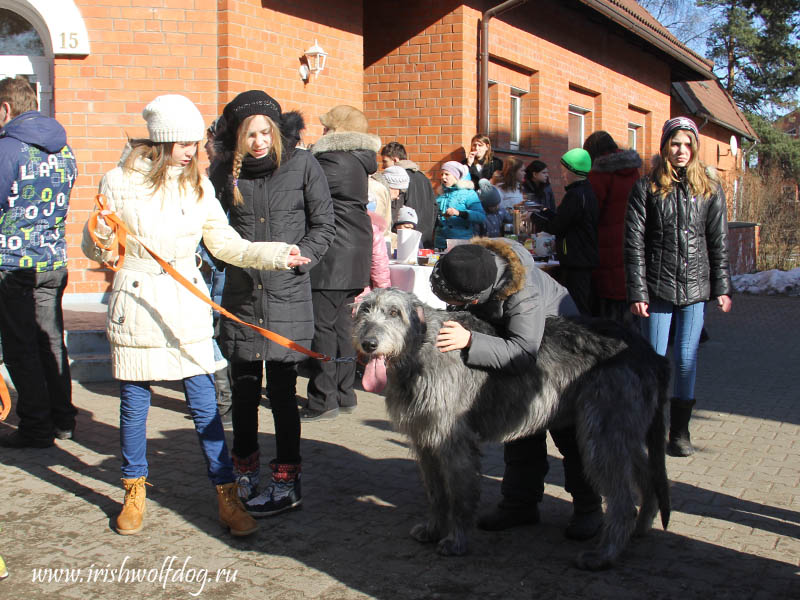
[398,159,437,249]
[624,173,732,306]
[310,131,381,290]
[210,113,335,363]
[535,179,598,269]
[464,156,503,183]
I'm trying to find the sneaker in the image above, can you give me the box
[477,503,540,531]
[564,508,604,540]
[0,430,54,448]
[54,427,74,440]
[299,407,339,422]
[245,478,302,518]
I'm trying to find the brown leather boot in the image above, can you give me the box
[217,482,259,536]
[116,476,148,535]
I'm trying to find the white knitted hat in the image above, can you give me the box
[382,165,410,190]
[142,94,205,143]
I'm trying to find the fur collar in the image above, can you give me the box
[310,131,382,155]
[397,158,420,172]
[591,149,642,173]
[469,237,526,301]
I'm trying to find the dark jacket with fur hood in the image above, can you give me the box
[309,130,381,290]
[209,112,335,363]
[587,149,642,300]
[625,168,732,307]
[460,237,578,374]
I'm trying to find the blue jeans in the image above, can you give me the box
[640,298,704,401]
[119,375,234,485]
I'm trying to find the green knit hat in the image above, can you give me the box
[560,148,591,177]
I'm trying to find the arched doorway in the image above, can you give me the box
[0,7,52,115]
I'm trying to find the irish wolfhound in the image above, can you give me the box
[353,287,671,570]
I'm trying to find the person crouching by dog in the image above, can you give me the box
[429,240,604,540]
[82,94,312,537]
[434,161,485,250]
[625,117,732,457]
[209,90,335,516]
[530,148,598,316]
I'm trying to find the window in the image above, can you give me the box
[568,105,590,149]
[510,88,526,150]
[628,123,642,152]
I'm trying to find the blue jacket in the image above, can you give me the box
[434,180,485,248]
[0,111,76,271]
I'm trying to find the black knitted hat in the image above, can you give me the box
[430,244,498,303]
[222,90,282,141]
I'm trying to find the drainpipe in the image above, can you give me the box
[479,0,529,134]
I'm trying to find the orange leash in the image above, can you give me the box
[0,374,10,420]
[88,194,335,363]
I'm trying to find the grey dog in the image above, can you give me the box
[353,287,671,570]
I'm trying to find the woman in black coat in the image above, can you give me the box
[303,105,381,420]
[210,90,334,517]
[624,117,732,458]
[463,133,503,183]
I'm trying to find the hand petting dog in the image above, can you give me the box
[436,321,472,352]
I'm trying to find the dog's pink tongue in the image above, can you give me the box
[362,356,387,394]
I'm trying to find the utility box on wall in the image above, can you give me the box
[728,222,759,275]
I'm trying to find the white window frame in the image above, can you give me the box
[628,122,642,152]
[568,104,590,148]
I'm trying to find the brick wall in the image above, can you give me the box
[364,1,672,193]
[53,0,363,298]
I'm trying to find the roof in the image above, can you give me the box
[672,79,759,141]
[576,0,716,81]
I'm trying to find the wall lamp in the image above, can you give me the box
[299,40,328,82]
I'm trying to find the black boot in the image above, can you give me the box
[215,367,233,427]
[667,398,696,457]
[477,501,540,531]
[565,505,603,540]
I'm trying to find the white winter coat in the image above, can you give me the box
[82,156,295,381]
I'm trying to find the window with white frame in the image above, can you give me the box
[568,105,590,149]
[510,88,525,149]
[628,123,642,152]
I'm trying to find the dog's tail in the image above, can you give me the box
[647,366,671,530]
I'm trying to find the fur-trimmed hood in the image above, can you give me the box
[310,130,382,155]
[591,149,642,174]
[469,237,527,301]
[397,158,421,172]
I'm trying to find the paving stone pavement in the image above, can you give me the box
[0,294,797,599]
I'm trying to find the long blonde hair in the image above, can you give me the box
[123,139,203,201]
[649,130,715,199]
[470,133,494,166]
[231,114,283,206]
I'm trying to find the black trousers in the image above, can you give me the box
[500,427,602,512]
[560,267,594,316]
[0,269,75,440]
[306,289,361,412]
[230,360,300,464]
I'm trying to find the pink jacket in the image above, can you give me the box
[356,214,391,304]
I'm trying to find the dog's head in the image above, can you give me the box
[352,288,427,360]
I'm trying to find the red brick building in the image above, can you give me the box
[2,0,731,300]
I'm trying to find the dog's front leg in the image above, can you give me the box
[410,445,449,544]
[434,437,481,557]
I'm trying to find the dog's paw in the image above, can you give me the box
[410,522,439,544]
[436,535,468,556]
[575,550,613,571]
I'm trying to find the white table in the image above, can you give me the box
[388,262,446,309]
[389,259,561,309]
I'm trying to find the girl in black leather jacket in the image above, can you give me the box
[624,117,732,457]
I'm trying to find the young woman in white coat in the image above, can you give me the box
[82,94,309,537]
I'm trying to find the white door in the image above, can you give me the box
[0,55,52,116]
